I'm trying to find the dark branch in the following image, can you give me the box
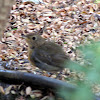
[0,70,100,100]
[0,70,76,91]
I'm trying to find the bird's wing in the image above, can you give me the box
[32,44,69,68]
[31,50,60,71]
[32,48,53,65]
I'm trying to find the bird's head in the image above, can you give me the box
[23,33,45,49]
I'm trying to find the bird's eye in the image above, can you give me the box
[32,36,36,40]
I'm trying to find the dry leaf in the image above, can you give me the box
[0,86,5,94]
[26,86,32,95]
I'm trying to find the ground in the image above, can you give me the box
[0,0,100,99]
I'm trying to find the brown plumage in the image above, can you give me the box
[24,33,69,72]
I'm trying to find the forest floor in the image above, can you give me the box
[0,0,100,99]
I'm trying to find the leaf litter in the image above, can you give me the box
[0,0,100,99]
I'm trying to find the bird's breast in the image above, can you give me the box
[28,48,35,66]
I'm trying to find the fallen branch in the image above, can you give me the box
[0,70,100,100]
[0,70,76,91]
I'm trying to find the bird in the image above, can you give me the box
[24,33,69,72]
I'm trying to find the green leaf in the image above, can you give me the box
[12,28,18,30]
